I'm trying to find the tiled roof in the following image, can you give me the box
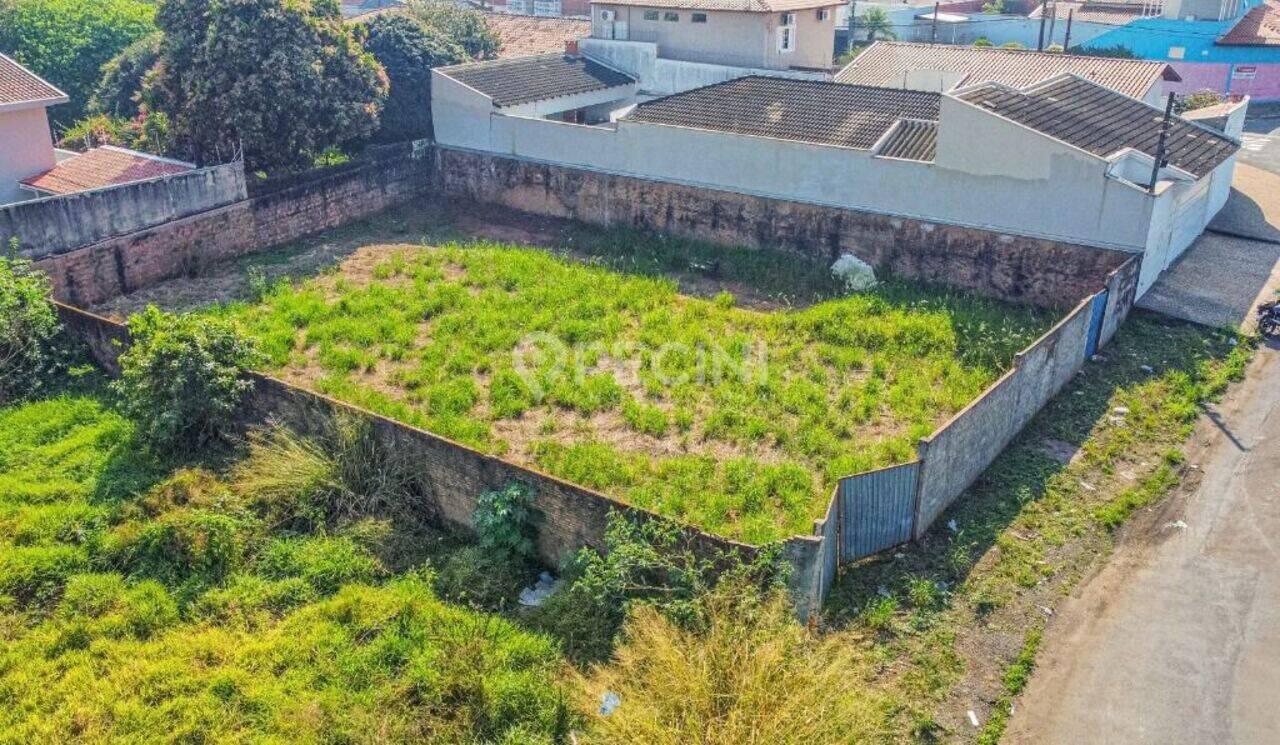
[437,53,633,107]
[957,76,1238,178]
[625,76,940,149]
[877,119,937,161]
[1218,0,1280,46]
[835,41,1178,100]
[1029,0,1151,25]
[0,52,67,109]
[486,15,592,58]
[594,0,840,11]
[20,146,195,196]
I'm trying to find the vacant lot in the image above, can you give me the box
[0,384,570,742]
[133,205,1052,542]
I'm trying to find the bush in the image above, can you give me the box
[435,544,534,610]
[1176,89,1226,114]
[473,481,541,564]
[577,588,890,743]
[0,252,64,405]
[98,508,252,591]
[112,306,262,452]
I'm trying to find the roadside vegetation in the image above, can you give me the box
[193,221,1051,542]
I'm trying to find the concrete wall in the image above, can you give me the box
[435,147,1132,307]
[578,38,826,95]
[431,98,1161,253]
[35,142,433,307]
[914,294,1097,534]
[2,161,247,260]
[0,107,57,205]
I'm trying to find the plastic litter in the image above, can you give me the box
[831,253,878,292]
[967,710,980,727]
[947,519,958,533]
[1168,520,1188,530]
[599,692,621,716]
[519,572,560,607]
[1112,406,1130,415]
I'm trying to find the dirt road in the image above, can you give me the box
[1006,344,1280,744]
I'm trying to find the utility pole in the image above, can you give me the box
[1149,93,1176,194]
[1063,8,1074,50]
[1036,5,1048,50]
[930,2,940,43]
[1047,1,1058,45]
[848,0,857,53]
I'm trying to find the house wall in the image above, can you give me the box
[578,38,827,95]
[2,161,247,260]
[0,107,56,205]
[591,3,836,69]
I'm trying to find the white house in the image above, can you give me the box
[0,53,67,205]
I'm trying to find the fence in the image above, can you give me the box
[2,161,246,260]
[800,257,1139,606]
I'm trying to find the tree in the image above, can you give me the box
[90,32,161,118]
[405,0,499,60]
[0,0,156,124]
[358,14,466,142]
[860,8,895,42]
[149,0,388,172]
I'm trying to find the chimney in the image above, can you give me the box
[565,39,579,56]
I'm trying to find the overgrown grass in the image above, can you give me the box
[817,314,1252,739]
[203,233,1051,542]
[0,386,571,742]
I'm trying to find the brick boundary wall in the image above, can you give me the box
[433,147,1135,310]
[34,142,434,307]
[51,304,826,613]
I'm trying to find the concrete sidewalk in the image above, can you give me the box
[1007,345,1280,745]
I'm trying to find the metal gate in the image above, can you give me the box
[1085,290,1109,360]
[840,461,920,561]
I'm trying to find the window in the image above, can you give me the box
[692,11,707,22]
[663,11,679,20]
[816,8,829,20]
[777,25,795,52]
[1168,46,1185,59]
[643,9,658,19]
[779,12,795,25]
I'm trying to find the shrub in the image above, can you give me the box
[256,535,384,595]
[112,306,262,452]
[473,481,541,564]
[0,252,64,405]
[577,588,890,743]
[435,544,534,610]
[1176,89,1226,114]
[98,508,252,591]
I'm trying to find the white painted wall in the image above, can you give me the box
[0,107,56,205]
[579,38,826,95]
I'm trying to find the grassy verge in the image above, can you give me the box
[0,382,572,742]
[819,312,1251,740]
[193,221,1050,542]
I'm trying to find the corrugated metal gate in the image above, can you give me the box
[1085,290,1108,360]
[840,461,920,561]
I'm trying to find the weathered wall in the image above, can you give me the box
[0,107,58,205]
[1099,256,1141,348]
[35,142,433,307]
[4,161,247,259]
[914,295,1095,534]
[56,302,758,577]
[435,147,1132,307]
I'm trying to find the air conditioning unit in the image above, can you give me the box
[600,9,616,21]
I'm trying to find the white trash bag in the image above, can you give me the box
[831,253,878,292]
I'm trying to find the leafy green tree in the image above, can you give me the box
[149,0,388,172]
[89,32,161,118]
[358,14,466,142]
[0,0,156,124]
[860,7,896,42]
[405,0,499,60]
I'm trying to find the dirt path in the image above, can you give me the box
[1006,343,1280,744]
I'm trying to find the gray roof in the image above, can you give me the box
[625,76,941,150]
[438,53,633,107]
[957,76,1238,178]
[877,119,937,162]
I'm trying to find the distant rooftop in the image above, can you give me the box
[625,76,941,150]
[835,41,1179,100]
[1218,0,1280,45]
[486,15,592,58]
[20,146,195,196]
[1029,0,1153,25]
[957,75,1238,178]
[0,52,68,111]
[592,0,840,12]
[437,53,634,107]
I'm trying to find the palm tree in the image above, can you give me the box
[860,7,896,42]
